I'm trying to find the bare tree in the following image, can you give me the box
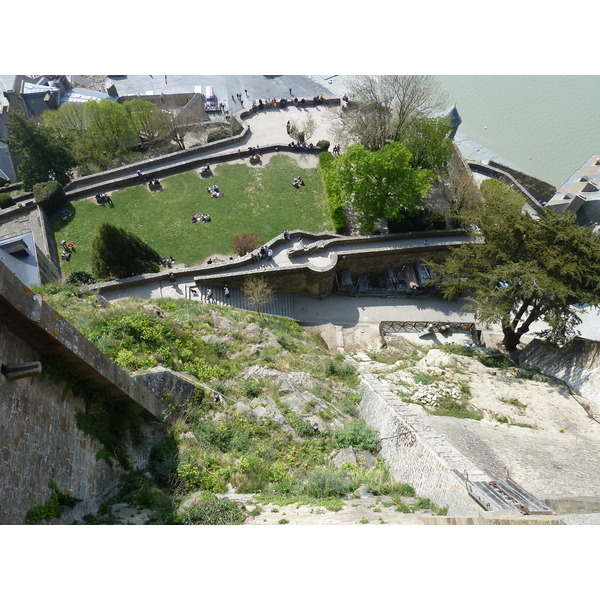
[164,94,207,150]
[333,75,448,151]
[242,277,274,315]
[289,113,316,144]
[444,150,483,219]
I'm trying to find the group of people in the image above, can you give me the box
[331,144,342,155]
[287,141,314,151]
[60,240,76,261]
[292,176,305,188]
[206,184,224,198]
[191,213,211,223]
[204,285,231,303]
[250,245,273,263]
[59,209,73,221]
[136,170,161,189]
[160,256,175,268]
[95,193,112,206]
[199,164,212,175]
[254,97,287,111]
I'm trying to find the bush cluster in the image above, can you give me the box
[33,180,67,216]
[179,493,246,525]
[333,419,380,452]
[232,232,264,256]
[0,191,15,209]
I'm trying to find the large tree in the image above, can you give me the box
[402,116,453,175]
[333,75,447,151]
[7,112,75,190]
[123,98,170,146]
[91,222,161,279]
[333,141,434,232]
[431,179,600,351]
[43,98,169,174]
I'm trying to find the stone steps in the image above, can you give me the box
[193,285,297,319]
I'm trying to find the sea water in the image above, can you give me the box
[435,75,600,188]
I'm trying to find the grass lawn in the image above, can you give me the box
[52,154,333,276]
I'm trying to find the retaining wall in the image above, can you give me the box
[191,230,465,297]
[0,259,168,523]
[519,337,600,410]
[354,359,486,515]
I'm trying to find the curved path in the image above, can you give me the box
[98,230,477,329]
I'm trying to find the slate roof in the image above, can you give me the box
[0,141,17,183]
[546,154,600,232]
[0,231,40,287]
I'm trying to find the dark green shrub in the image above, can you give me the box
[287,411,316,437]
[340,394,361,416]
[25,480,79,524]
[333,419,379,452]
[33,180,67,216]
[66,271,96,285]
[316,139,330,150]
[207,126,231,143]
[242,378,261,398]
[150,435,180,487]
[0,191,15,209]
[207,119,242,143]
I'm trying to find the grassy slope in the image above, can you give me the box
[52,154,332,276]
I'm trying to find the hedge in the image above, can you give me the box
[0,191,15,209]
[33,181,67,216]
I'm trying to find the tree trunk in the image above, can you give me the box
[502,328,522,352]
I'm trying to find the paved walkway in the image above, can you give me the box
[100,229,477,327]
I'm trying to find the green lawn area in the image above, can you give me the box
[52,154,332,276]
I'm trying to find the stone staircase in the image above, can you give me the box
[189,285,298,320]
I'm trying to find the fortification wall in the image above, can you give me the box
[0,323,161,524]
[355,361,485,516]
[0,260,166,524]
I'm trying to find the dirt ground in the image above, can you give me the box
[360,338,600,505]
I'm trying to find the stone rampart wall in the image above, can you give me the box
[0,260,170,523]
[0,322,160,524]
[355,361,485,515]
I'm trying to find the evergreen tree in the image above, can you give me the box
[431,179,600,351]
[91,222,161,279]
[7,112,75,190]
